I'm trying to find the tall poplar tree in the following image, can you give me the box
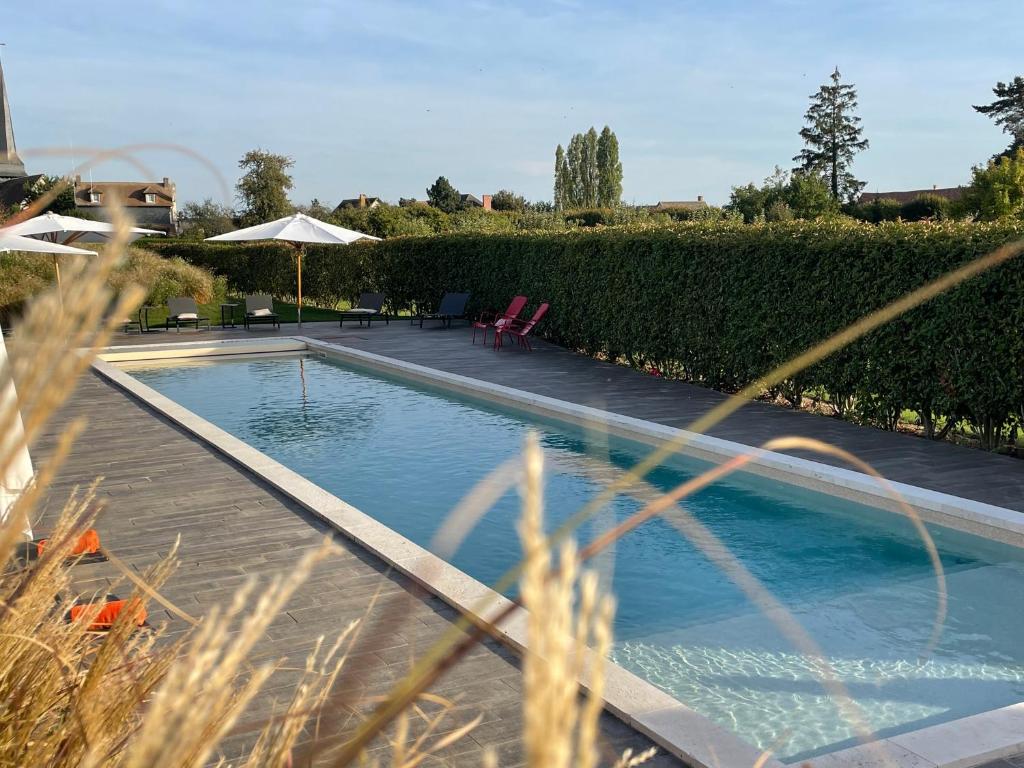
[596,125,623,206]
[554,144,568,210]
[554,125,624,209]
[566,134,585,208]
[580,127,600,207]
[793,68,869,202]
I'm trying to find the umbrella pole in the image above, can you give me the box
[52,255,63,310]
[296,243,304,327]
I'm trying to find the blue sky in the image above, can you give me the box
[4,0,1021,207]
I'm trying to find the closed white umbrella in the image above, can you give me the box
[205,213,379,326]
[0,233,96,295]
[3,212,161,245]
[0,323,33,539]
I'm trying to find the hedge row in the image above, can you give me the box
[143,221,1024,448]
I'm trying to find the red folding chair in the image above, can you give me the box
[494,303,549,351]
[472,295,528,346]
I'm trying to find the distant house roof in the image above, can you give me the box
[649,197,708,212]
[72,176,176,208]
[859,187,964,204]
[460,193,483,207]
[335,194,384,211]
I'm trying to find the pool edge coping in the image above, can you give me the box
[92,337,1024,768]
[89,353,776,768]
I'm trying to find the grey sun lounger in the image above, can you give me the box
[339,293,388,328]
[243,295,280,329]
[165,297,210,332]
[415,292,471,328]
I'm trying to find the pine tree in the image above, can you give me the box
[554,145,567,210]
[596,126,623,206]
[426,176,461,213]
[974,76,1024,159]
[793,68,869,202]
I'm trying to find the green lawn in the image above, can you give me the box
[140,296,346,328]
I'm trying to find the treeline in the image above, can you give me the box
[145,220,1024,449]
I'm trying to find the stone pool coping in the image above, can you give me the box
[91,336,1024,768]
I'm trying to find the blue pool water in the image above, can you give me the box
[121,354,1024,761]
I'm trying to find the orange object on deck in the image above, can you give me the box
[36,529,102,557]
[69,599,147,631]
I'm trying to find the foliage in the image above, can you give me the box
[850,197,903,223]
[958,148,1024,221]
[974,75,1024,159]
[22,175,77,215]
[449,207,514,233]
[0,246,226,310]
[596,126,623,207]
[295,198,334,219]
[426,175,462,213]
[899,194,951,222]
[177,197,235,239]
[793,68,869,201]
[491,189,528,212]
[727,167,838,222]
[236,149,294,225]
[555,126,623,209]
[554,145,571,211]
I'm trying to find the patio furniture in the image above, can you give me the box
[494,303,549,351]
[339,293,388,328]
[220,303,239,329]
[243,295,280,330]
[165,297,210,332]
[472,295,528,346]
[415,292,470,329]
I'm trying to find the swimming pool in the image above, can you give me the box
[119,352,1024,762]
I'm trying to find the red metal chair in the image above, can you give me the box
[494,303,549,351]
[472,295,528,345]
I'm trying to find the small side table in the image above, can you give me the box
[139,305,162,333]
[220,303,240,329]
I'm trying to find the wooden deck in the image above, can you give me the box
[31,318,1024,767]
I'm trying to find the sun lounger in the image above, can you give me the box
[339,293,388,328]
[243,295,280,329]
[415,292,470,329]
[165,297,210,332]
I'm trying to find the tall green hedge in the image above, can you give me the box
[143,221,1024,448]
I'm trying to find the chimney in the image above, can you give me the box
[697,195,704,203]
[359,193,367,208]
[482,194,492,211]
[74,174,82,183]
[163,177,170,187]
[933,184,937,190]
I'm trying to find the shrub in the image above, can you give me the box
[900,194,951,222]
[851,198,903,223]
[0,246,226,311]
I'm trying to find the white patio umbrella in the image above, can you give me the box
[0,323,34,540]
[0,233,95,295]
[205,213,379,326]
[3,212,161,245]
